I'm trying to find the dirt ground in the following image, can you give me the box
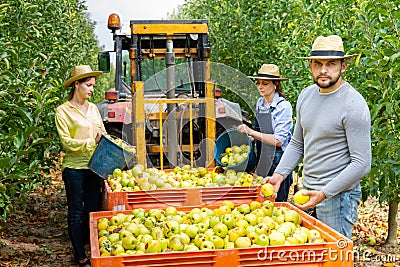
[0,168,399,267]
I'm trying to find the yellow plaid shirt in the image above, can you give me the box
[55,101,106,170]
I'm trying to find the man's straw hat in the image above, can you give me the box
[64,65,103,87]
[298,35,358,60]
[248,64,288,81]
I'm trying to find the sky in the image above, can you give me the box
[85,0,186,50]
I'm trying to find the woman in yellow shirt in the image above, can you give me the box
[55,65,105,267]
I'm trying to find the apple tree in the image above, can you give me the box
[349,1,400,246]
[0,0,103,221]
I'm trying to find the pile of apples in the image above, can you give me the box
[219,144,250,166]
[107,165,264,192]
[96,200,325,256]
[105,134,136,154]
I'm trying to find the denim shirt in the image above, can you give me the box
[255,92,293,151]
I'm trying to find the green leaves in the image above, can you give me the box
[0,0,103,221]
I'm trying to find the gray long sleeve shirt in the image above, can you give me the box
[275,82,371,198]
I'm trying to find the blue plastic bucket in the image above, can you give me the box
[88,135,135,179]
[214,129,256,172]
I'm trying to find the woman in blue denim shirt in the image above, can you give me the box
[238,64,293,201]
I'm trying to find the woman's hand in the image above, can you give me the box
[95,132,102,144]
[237,124,252,135]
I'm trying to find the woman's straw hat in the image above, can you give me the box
[298,35,358,60]
[248,64,288,81]
[64,65,103,87]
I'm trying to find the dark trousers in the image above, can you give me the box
[268,150,293,202]
[62,168,102,261]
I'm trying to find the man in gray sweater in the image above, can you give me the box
[263,35,371,238]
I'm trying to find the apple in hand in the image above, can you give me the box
[261,183,274,197]
[293,189,310,205]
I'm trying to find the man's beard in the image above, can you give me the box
[314,72,341,88]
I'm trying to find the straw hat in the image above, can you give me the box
[64,65,103,87]
[298,35,358,60]
[248,64,288,81]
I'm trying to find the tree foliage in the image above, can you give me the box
[175,0,399,244]
[0,0,103,220]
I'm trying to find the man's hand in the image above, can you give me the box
[262,173,284,199]
[294,190,326,210]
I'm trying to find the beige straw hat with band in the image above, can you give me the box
[248,64,288,81]
[64,65,103,87]
[298,35,358,60]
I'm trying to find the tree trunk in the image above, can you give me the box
[384,199,399,247]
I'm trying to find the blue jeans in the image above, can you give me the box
[313,184,361,239]
[62,168,102,261]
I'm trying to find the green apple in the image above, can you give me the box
[293,230,308,244]
[200,240,216,250]
[125,222,140,237]
[193,233,209,248]
[307,229,321,242]
[145,240,162,253]
[245,225,256,236]
[261,183,274,197]
[249,201,262,211]
[244,213,258,226]
[213,222,228,238]
[255,223,270,235]
[197,222,208,233]
[108,233,120,244]
[259,215,276,230]
[286,236,300,245]
[210,235,225,249]
[238,204,251,214]
[184,224,199,239]
[97,218,109,231]
[111,243,125,256]
[180,232,191,245]
[112,168,123,178]
[119,229,133,240]
[247,231,259,245]
[269,231,286,246]
[158,237,168,251]
[150,226,164,240]
[98,229,109,237]
[163,220,181,237]
[165,206,178,216]
[209,216,221,228]
[224,241,235,249]
[185,244,200,251]
[122,235,137,250]
[235,236,252,248]
[251,208,265,218]
[293,189,310,205]
[110,215,123,226]
[228,228,240,242]
[139,234,153,245]
[284,210,301,225]
[138,224,150,235]
[144,217,156,228]
[256,234,269,246]
[222,214,236,229]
